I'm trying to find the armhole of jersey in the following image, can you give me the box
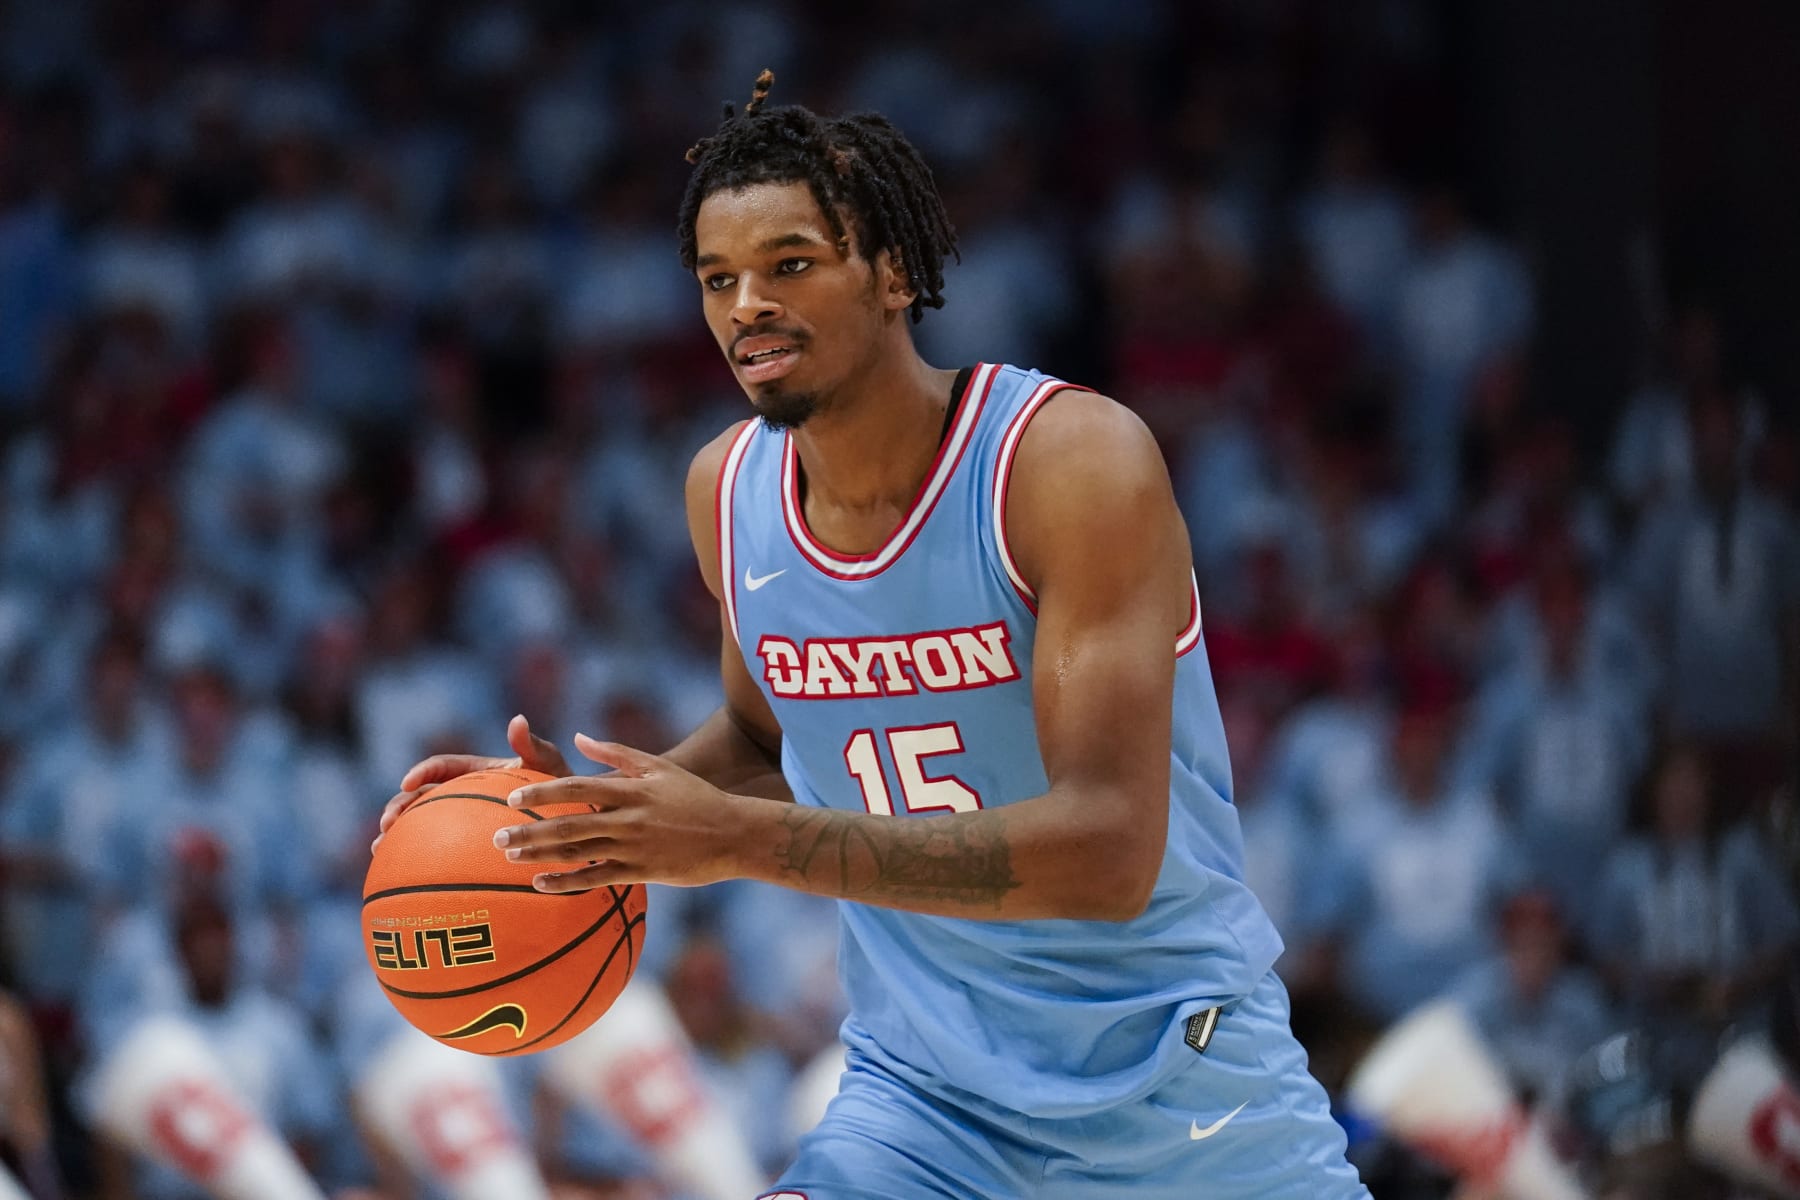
[990,379,1087,614]
[1176,571,1203,657]
[715,421,760,646]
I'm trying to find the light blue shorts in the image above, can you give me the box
[763,971,1369,1199]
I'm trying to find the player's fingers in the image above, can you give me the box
[493,812,612,851]
[531,861,634,893]
[507,714,572,777]
[399,753,511,794]
[376,788,428,840]
[506,775,638,809]
[501,836,613,865]
[573,733,659,776]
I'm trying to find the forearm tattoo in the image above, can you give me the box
[772,807,1022,911]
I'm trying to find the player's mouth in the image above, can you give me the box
[735,336,802,383]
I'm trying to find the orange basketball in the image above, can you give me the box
[363,766,646,1056]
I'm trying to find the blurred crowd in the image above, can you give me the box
[0,0,1795,1197]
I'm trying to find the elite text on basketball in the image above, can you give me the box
[371,923,497,971]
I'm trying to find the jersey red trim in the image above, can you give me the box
[780,363,997,581]
[991,379,1091,612]
[1176,572,1204,657]
[715,420,760,645]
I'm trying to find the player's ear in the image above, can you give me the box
[874,247,918,313]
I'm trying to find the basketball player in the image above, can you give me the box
[381,72,1368,1198]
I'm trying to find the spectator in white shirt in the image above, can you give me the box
[83,888,338,1199]
[1628,385,1798,816]
[1393,184,1532,527]
[1459,561,1648,921]
[1595,745,1799,1029]
[1341,701,1518,1022]
[86,155,207,347]
[1,626,168,1007]
[1449,888,1615,1106]
[1295,120,1411,362]
[1610,304,1764,523]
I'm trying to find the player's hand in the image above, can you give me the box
[495,734,755,892]
[373,715,571,851]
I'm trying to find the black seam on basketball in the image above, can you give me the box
[361,882,587,906]
[401,794,571,822]
[459,910,643,1057]
[488,910,645,1055]
[402,792,514,816]
[459,892,643,1056]
[610,884,638,978]
[376,886,631,1000]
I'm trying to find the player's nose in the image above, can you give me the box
[730,273,783,326]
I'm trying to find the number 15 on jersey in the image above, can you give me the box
[843,724,982,815]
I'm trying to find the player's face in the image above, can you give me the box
[693,181,894,429]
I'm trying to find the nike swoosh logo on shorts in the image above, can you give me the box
[744,568,787,591]
[1190,1101,1248,1141]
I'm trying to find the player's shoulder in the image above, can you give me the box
[686,418,756,502]
[686,420,756,511]
[684,419,756,591]
[1003,381,1167,496]
[997,376,1186,590]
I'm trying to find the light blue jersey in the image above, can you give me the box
[720,363,1284,1119]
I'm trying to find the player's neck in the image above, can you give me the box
[789,350,961,519]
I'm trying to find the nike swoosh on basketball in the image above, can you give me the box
[744,567,786,591]
[1190,1101,1248,1141]
[438,1003,528,1041]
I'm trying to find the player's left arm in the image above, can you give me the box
[498,393,1187,922]
[993,389,1190,916]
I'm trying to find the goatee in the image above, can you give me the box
[753,387,822,432]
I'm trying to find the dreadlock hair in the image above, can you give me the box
[678,70,959,324]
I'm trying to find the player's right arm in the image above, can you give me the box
[660,422,791,801]
[377,425,790,844]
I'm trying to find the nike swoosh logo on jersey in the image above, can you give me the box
[744,568,787,591]
[1190,1101,1248,1141]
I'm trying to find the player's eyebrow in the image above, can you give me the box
[757,232,828,254]
[694,231,830,271]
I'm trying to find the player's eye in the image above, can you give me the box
[776,258,812,276]
[703,273,734,292]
